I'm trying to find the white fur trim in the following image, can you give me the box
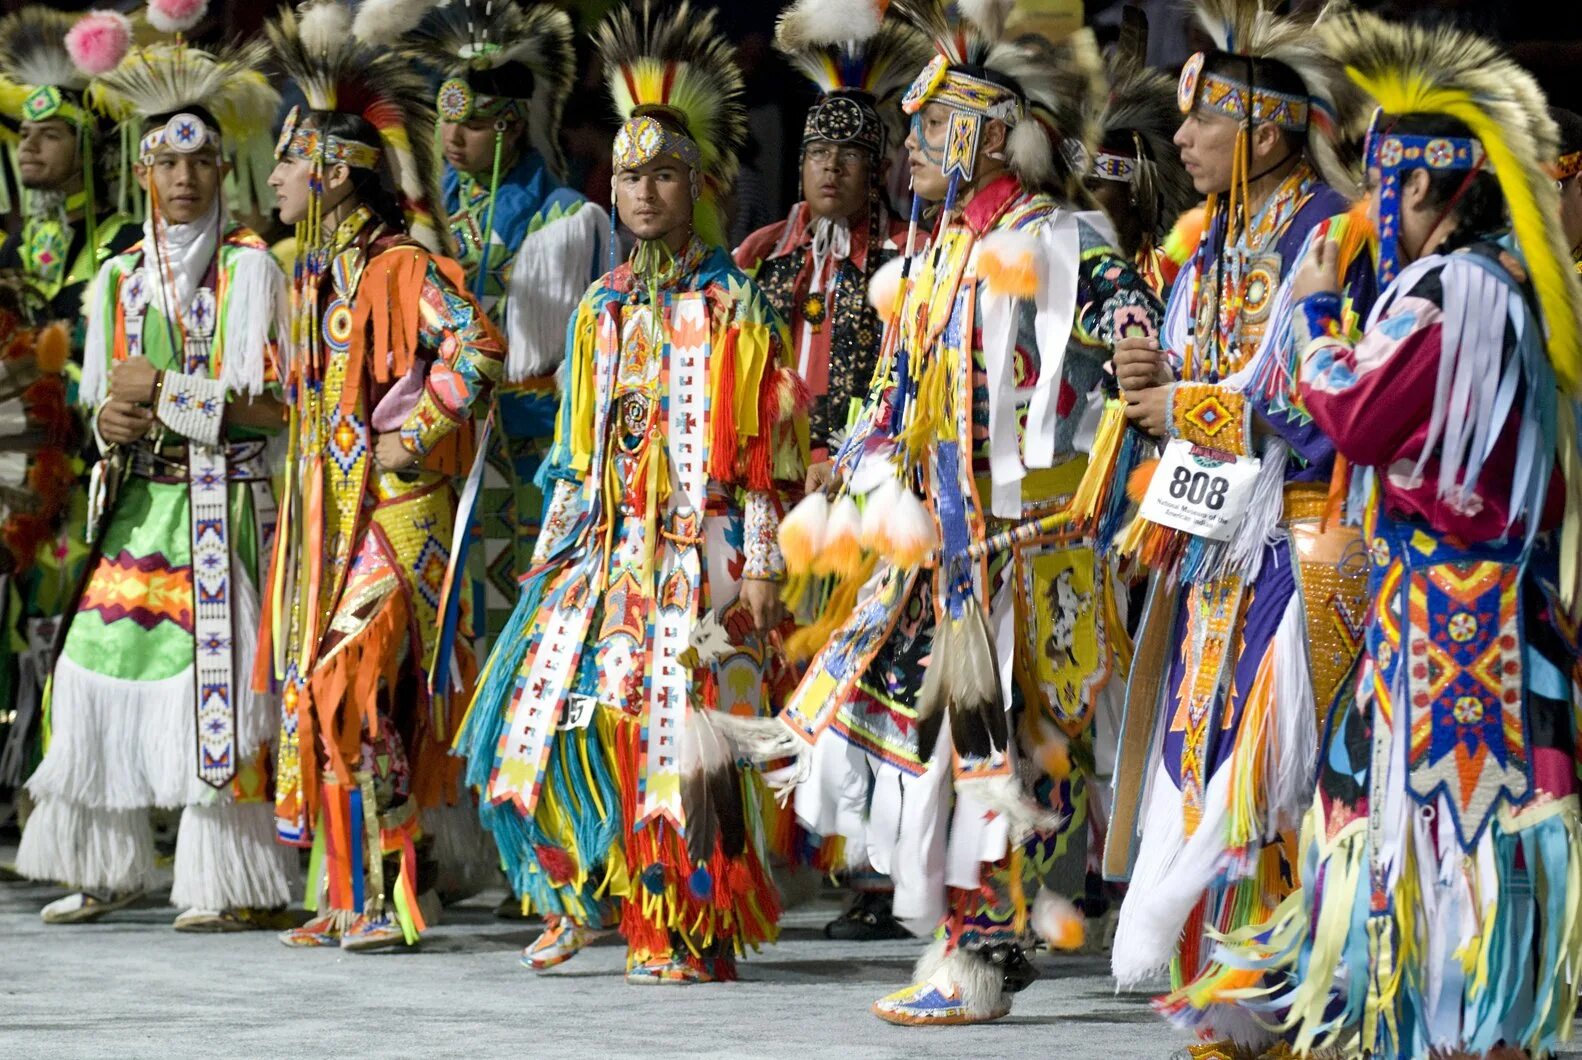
[170,801,296,910]
[219,246,289,399]
[504,204,607,381]
[914,937,1011,1018]
[78,259,116,410]
[1110,763,1233,986]
[15,797,159,895]
[1265,591,1317,836]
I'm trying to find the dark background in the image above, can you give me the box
[16,0,1582,235]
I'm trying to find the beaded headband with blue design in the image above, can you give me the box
[139,112,222,163]
[1364,107,1488,284]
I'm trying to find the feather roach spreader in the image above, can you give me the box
[596,0,747,252]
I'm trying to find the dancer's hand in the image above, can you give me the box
[740,578,784,633]
[1292,238,1341,303]
[374,432,417,471]
[1123,385,1170,438]
[98,398,154,444]
[110,357,158,404]
[1112,335,1172,392]
[805,459,835,493]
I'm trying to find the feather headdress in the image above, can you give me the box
[1090,8,1197,245]
[0,7,87,98]
[266,0,447,255]
[87,5,279,220]
[890,0,1104,201]
[597,1,746,245]
[406,0,577,180]
[0,7,125,130]
[599,0,745,187]
[1179,0,1364,199]
[775,0,931,157]
[1323,10,1581,392]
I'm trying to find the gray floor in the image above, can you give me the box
[0,847,1194,1060]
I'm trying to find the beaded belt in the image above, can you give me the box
[128,438,270,484]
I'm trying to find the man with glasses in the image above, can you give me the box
[730,0,928,943]
[734,12,925,482]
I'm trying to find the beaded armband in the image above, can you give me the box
[155,371,227,447]
[1169,381,1251,456]
[742,491,786,582]
[399,387,462,460]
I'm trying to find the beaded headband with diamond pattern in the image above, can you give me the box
[1177,51,1310,133]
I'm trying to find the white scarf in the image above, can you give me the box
[141,198,222,328]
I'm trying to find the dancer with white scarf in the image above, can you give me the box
[14,12,295,932]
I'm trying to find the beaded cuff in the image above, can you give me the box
[742,490,786,582]
[155,371,226,447]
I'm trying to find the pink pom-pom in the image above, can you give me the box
[147,0,209,34]
[65,11,133,77]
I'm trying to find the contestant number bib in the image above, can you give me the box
[1137,439,1260,542]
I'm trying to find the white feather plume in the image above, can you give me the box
[300,0,353,55]
[351,0,438,46]
[957,0,1016,39]
[777,0,884,50]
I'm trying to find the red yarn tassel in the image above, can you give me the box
[708,329,739,482]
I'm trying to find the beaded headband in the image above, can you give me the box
[273,105,382,171]
[901,55,1024,126]
[1364,108,1488,283]
[612,110,701,173]
[1553,149,1582,183]
[21,85,88,129]
[436,76,526,125]
[803,92,883,157]
[1177,51,1310,133]
[139,111,221,163]
[1091,150,1139,183]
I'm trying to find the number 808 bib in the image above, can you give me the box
[1137,439,1261,542]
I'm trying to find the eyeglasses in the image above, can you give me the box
[805,144,868,169]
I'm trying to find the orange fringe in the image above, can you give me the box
[1127,457,1161,503]
[343,247,487,477]
[306,583,410,825]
